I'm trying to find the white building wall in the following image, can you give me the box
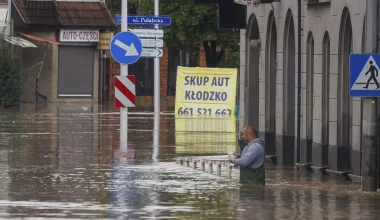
[240,0,365,148]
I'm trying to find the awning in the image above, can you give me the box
[3,36,38,48]
[19,33,62,45]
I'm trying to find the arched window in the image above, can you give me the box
[244,14,261,130]
[264,11,277,156]
[337,7,353,170]
[283,9,296,138]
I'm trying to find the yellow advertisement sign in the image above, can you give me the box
[97,32,112,50]
[175,66,238,116]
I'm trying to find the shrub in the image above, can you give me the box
[0,34,23,107]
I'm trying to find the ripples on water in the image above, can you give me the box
[0,104,379,219]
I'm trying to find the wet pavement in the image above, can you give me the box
[0,103,380,219]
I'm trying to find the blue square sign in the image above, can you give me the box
[350,54,380,97]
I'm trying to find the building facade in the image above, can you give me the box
[239,0,367,180]
[9,0,116,103]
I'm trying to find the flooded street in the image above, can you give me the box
[0,103,380,219]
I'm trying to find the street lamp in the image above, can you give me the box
[249,39,261,48]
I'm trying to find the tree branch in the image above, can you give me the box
[202,41,210,66]
[210,40,217,59]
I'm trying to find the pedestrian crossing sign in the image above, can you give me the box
[350,54,380,97]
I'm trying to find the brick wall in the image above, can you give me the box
[107,50,119,100]
[160,44,169,96]
[198,45,207,67]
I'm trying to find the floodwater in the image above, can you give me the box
[0,103,380,219]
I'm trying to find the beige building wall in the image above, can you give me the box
[21,30,99,103]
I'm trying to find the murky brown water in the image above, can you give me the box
[0,103,380,219]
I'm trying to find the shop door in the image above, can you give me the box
[58,46,94,97]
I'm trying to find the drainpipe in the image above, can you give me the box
[99,50,104,104]
[361,0,379,192]
[296,0,302,163]
[5,0,11,36]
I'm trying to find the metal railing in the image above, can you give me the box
[177,157,233,178]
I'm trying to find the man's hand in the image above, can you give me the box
[235,153,241,158]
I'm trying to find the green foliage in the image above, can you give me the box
[0,34,23,107]
[107,0,240,68]
[218,47,240,69]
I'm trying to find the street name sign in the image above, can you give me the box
[350,54,380,97]
[115,15,121,25]
[128,29,164,38]
[141,38,163,48]
[110,31,143,65]
[115,15,172,26]
[142,48,163,58]
[129,15,171,26]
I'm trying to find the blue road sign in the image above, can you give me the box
[350,54,380,97]
[115,14,171,26]
[115,14,121,25]
[110,32,143,65]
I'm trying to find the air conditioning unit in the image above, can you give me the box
[304,0,331,4]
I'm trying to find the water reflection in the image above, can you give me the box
[0,103,379,219]
[152,113,160,163]
[175,115,237,156]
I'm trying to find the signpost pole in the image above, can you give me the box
[362,0,379,192]
[154,0,160,117]
[120,0,129,147]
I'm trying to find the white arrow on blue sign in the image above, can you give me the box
[350,54,380,97]
[110,32,143,65]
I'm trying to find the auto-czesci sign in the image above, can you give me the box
[60,29,99,42]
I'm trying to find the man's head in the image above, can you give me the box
[242,125,258,143]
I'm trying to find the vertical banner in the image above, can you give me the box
[175,66,238,116]
[174,67,238,156]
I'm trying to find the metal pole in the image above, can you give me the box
[152,113,159,163]
[36,78,38,104]
[99,51,104,104]
[5,0,11,36]
[36,44,49,104]
[378,0,380,190]
[362,0,379,192]
[154,0,160,115]
[297,0,302,163]
[120,0,129,148]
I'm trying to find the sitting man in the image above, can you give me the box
[229,125,265,185]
